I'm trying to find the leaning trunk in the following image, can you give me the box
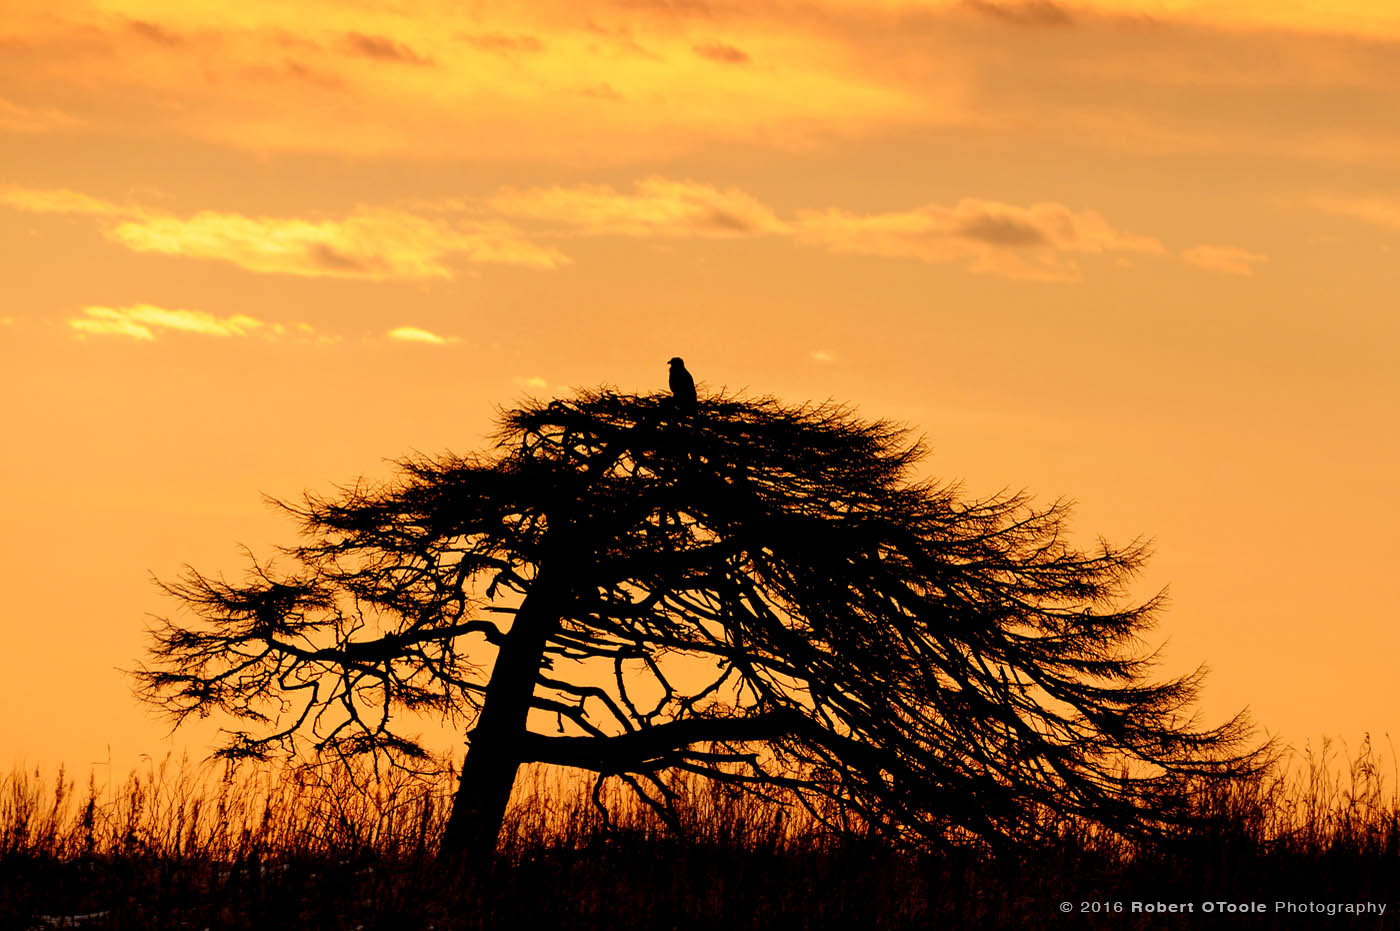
[441,572,562,861]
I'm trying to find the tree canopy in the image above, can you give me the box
[136,390,1265,859]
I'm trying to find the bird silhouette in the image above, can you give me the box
[667,357,697,415]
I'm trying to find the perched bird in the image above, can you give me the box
[667,356,697,414]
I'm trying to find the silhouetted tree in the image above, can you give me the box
[136,391,1264,863]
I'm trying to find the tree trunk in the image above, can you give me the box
[441,572,562,862]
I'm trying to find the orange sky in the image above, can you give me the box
[3,0,1398,776]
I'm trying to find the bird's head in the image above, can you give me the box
[667,357,685,367]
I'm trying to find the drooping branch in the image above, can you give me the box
[519,709,812,771]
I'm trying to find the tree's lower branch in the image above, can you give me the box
[518,709,811,771]
[264,618,505,667]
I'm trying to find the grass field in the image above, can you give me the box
[2,740,1396,929]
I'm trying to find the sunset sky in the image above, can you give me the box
[2,0,1398,776]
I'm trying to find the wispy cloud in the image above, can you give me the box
[4,2,1400,165]
[108,209,565,279]
[963,0,1074,27]
[4,180,1191,284]
[126,18,183,46]
[1181,244,1269,276]
[1309,195,1400,230]
[514,375,551,390]
[793,199,1165,282]
[693,42,750,64]
[69,305,284,341]
[491,177,787,237]
[0,97,81,133]
[1,187,569,280]
[492,181,1165,281]
[0,4,940,161]
[462,32,544,54]
[0,186,130,216]
[387,326,453,344]
[341,32,433,66]
[811,349,836,363]
[579,83,625,101]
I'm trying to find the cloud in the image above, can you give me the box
[619,0,720,19]
[580,83,625,100]
[493,180,1164,282]
[462,32,545,54]
[811,349,835,363]
[491,177,788,237]
[0,187,569,279]
[3,180,1182,284]
[69,305,277,341]
[341,32,433,66]
[963,0,1073,27]
[1309,195,1400,230]
[1181,244,1269,276]
[0,2,940,162]
[126,19,183,46]
[0,97,81,133]
[794,198,1165,282]
[108,209,566,278]
[278,59,346,90]
[0,186,130,216]
[388,326,452,344]
[693,42,750,64]
[514,375,551,390]
[4,0,1400,167]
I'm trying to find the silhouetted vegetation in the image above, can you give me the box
[1,742,1396,929]
[135,391,1266,862]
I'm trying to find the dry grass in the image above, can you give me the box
[1,739,1397,929]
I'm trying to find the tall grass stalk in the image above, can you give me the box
[1,740,1396,929]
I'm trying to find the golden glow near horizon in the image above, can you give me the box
[2,0,1398,774]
